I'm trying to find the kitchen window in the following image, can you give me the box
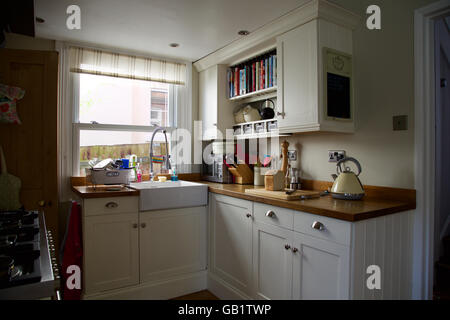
[64,45,188,177]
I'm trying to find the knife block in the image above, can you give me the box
[228,164,254,185]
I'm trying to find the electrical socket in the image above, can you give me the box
[328,150,345,163]
[287,150,297,161]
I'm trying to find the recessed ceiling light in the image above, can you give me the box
[169,43,179,48]
[238,30,250,36]
[35,17,45,24]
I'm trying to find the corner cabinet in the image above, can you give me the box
[276,17,357,134]
[208,193,413,300]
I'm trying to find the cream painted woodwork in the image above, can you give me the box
[276,18,355,134]
[208,193,413,300]
[252,221,293,300]
[198,64,234,140]
[139,207,207,283]
[292,232,350,299]
[81,196,207,299]
[83,212,139,294]
[209,193,253,296]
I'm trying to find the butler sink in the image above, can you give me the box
[130,180,208,211]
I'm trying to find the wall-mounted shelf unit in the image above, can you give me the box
[229,86,277,103]
[227,49,277,101]
[232,118,291,140]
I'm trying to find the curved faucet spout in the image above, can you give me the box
[149,126,171,181]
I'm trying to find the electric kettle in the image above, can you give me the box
[331,157,365,200]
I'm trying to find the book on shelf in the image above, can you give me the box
[227,50,277,98]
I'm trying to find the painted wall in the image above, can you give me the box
[281,0,437,189]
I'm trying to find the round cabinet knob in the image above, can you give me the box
[246,213,252,218]
[292,248,298,253]
[132,223,138,229]
[141,223,146,228]
[38,200,45,207]
[265,210,275,218]
[285,244,291,250]
[312,221,325,231]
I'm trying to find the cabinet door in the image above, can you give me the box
[253,221,293,300]
[277,20,319,131]
[199,65,218,140]
[83,213,139,294]
[292,233,350,300]
[139,207,207,283]
[209,194,253,296]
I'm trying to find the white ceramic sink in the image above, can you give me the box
[130,180,208,211]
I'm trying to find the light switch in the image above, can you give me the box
[393,115,408,131]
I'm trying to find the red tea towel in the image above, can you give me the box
[61,201,83,300]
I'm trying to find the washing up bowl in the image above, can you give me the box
[130,180,208,211]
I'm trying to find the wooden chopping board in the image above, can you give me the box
[245,188,320,201]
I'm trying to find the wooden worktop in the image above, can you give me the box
[201,182,416,222]
[72,185,140,198]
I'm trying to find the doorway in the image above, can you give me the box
[434,15,450,299]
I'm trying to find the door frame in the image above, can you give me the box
[413,0,450,300]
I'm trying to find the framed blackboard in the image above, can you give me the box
[323,48,353,121]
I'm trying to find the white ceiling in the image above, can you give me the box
[35,0,308,62]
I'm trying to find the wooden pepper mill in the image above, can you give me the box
[280,140,290,189]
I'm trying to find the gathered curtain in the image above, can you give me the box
[68,46,186,85]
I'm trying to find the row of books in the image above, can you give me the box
[228,53,277,98]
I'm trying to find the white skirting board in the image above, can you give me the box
[207,272,252,300]
[82,271,207,300]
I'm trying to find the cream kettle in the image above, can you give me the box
[331,157,365,200]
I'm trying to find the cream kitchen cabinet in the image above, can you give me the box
[208,193,413,300]
[208,193,253,298]
[252,203,350,300]
[276,17,357,134]
[139,207,207,283]
[82,197,140,295]
[291,232,350,300]
[81,196,207,299]
[252,221,293,300]
[198,64,234,140]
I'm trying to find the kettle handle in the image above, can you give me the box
[336,157,362,176]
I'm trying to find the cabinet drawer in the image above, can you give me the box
[293,211,351,246]
[253,202,294,230]
[83,196,138,216]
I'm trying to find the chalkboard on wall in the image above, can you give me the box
[324,48,352,121]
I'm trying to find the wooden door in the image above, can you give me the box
[209,194,253,296]
[0,49,59,244]
[83,212,139,294]
[292,232,350,300]
[252,221,293,300]
[139,207,207,283]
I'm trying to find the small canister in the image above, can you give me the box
[254,167,264,186]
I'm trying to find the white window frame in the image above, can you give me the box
[57,41,192,201]
[71,73,177,176]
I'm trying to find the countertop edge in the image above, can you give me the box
[206,185,416,222]
[72,186,140,199]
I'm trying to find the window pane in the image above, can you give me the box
[79,130,170,176]
[79,74,171,126]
